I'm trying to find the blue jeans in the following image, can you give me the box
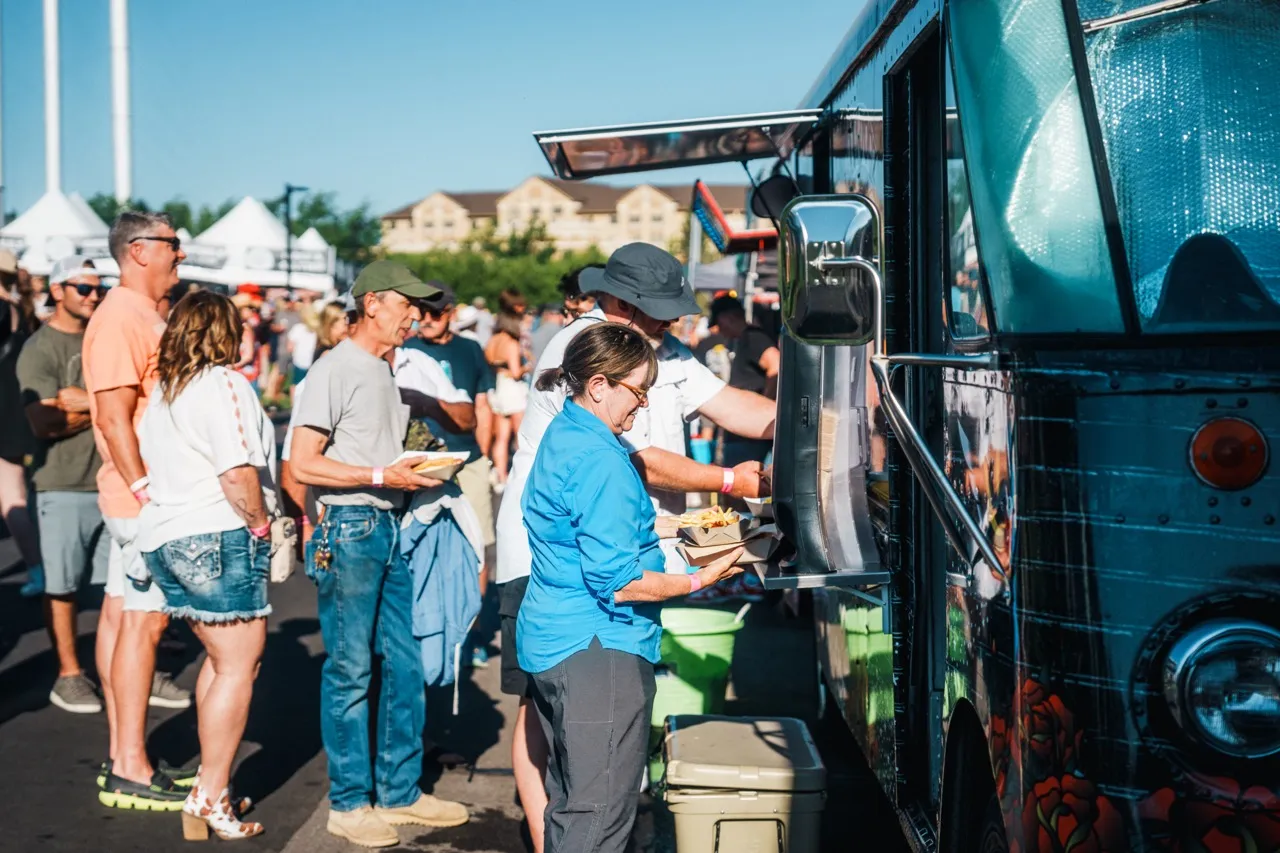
[307,505,424,812]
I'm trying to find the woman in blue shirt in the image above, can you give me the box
[517,322,744,853]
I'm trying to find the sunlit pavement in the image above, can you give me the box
[0,521,906,853]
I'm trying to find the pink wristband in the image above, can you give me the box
[132,488,151,505]
[249,523,271,539]
[688,573,703,594]
[372,467,385,487]
[720,468,735,494]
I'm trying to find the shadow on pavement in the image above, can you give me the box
[147,617,326,806]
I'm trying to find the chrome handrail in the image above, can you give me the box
[847,259,1005,578]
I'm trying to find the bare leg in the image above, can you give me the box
[111,609,168,783]
[44,594,81,677]
[493,416,512,485]
[509,410,524,457]
[97,594,124,759]
[512,697,549,853]
[189,619,266,798]
[196,655,215,710]
[0,456,40,568]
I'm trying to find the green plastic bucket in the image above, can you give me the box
[647,607,747,783]
[659,606,746,693]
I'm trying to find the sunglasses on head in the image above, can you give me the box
[129,235,182,252]
[67,282,109,298]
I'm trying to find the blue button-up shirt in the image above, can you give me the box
[517,400,664,673]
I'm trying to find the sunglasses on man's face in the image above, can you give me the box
[68,283,109,298]
[129,235,182,252]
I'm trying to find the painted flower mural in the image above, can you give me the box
[1022,775,1126,853]
[1140,777,1280,852]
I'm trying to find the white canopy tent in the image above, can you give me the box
[0,190,119,277]
[180,196,336,292]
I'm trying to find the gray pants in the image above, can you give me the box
[531,638,656,853]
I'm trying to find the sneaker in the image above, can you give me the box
[327,807,399,848]
[375,793,469,829]
[19,565,44,598]
[49,674,102,714]
[98,770,187,811]
[149,672,192,709]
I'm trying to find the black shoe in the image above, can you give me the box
[98,771,187,811]
[158,759,199,788]
[96,759,112,790]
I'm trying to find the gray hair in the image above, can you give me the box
[109,210,174,264]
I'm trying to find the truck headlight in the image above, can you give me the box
[1163,620,1280,758]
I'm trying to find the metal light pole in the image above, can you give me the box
[283,182,308,293]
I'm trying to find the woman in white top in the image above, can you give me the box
[137,290,276,842]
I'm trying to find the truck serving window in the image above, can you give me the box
[1078,0,1280,332]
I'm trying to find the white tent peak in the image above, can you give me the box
[295,226,328,251]
[175,227,193,244]
[67,192,110,235]
[195,196,287,249]
[2,190,109,240]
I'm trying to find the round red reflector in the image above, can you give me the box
[1189,417,1269,490]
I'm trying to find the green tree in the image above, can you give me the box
[161,200,194,233]
[87,193,150,225]
[266,191,381,265]
[388,220,605,307]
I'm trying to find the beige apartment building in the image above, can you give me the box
[380,176,748,255]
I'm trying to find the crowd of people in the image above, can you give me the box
[1,205,782,850]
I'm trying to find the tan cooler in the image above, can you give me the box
[662,715,826,853]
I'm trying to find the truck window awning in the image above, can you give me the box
[533,109,822,180]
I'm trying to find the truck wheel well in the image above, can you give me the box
[938,700,995,853]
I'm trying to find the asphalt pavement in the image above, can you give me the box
[0,528,907,853]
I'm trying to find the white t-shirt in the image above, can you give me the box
[136,365,279,553]
[288,324,318,370]
[392,347,471,404]
[493,309,726,582]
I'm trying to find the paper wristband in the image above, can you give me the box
[720,468,735,494]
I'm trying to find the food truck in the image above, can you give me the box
[534,0,1280,847]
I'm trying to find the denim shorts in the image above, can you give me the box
[143,527,272,624]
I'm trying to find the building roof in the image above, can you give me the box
[440,191,505,218]
[381,178,748,220]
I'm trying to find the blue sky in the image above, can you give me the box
[1,0,855,218]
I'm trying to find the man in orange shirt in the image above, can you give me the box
[85,211,193,810]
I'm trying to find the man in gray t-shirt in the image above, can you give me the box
[16,256,110,714]
[289,261,470,845]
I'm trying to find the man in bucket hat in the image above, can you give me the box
[492,243,775,851]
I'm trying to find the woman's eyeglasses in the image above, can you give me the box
[70,283,109,298]
[615,380,649,406]
[129,235,182,252]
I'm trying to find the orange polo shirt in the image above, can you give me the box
[83,286,165,519]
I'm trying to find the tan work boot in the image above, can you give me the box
[326,807,399,848]
[374,793,469,828]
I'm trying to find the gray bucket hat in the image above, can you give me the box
[579,243,699,321]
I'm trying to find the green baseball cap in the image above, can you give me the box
[350,260,441,300]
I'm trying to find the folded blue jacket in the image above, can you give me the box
[401,508,481,687]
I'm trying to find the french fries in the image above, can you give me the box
[675,506,741,529]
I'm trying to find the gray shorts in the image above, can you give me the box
[35,491,110,596]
